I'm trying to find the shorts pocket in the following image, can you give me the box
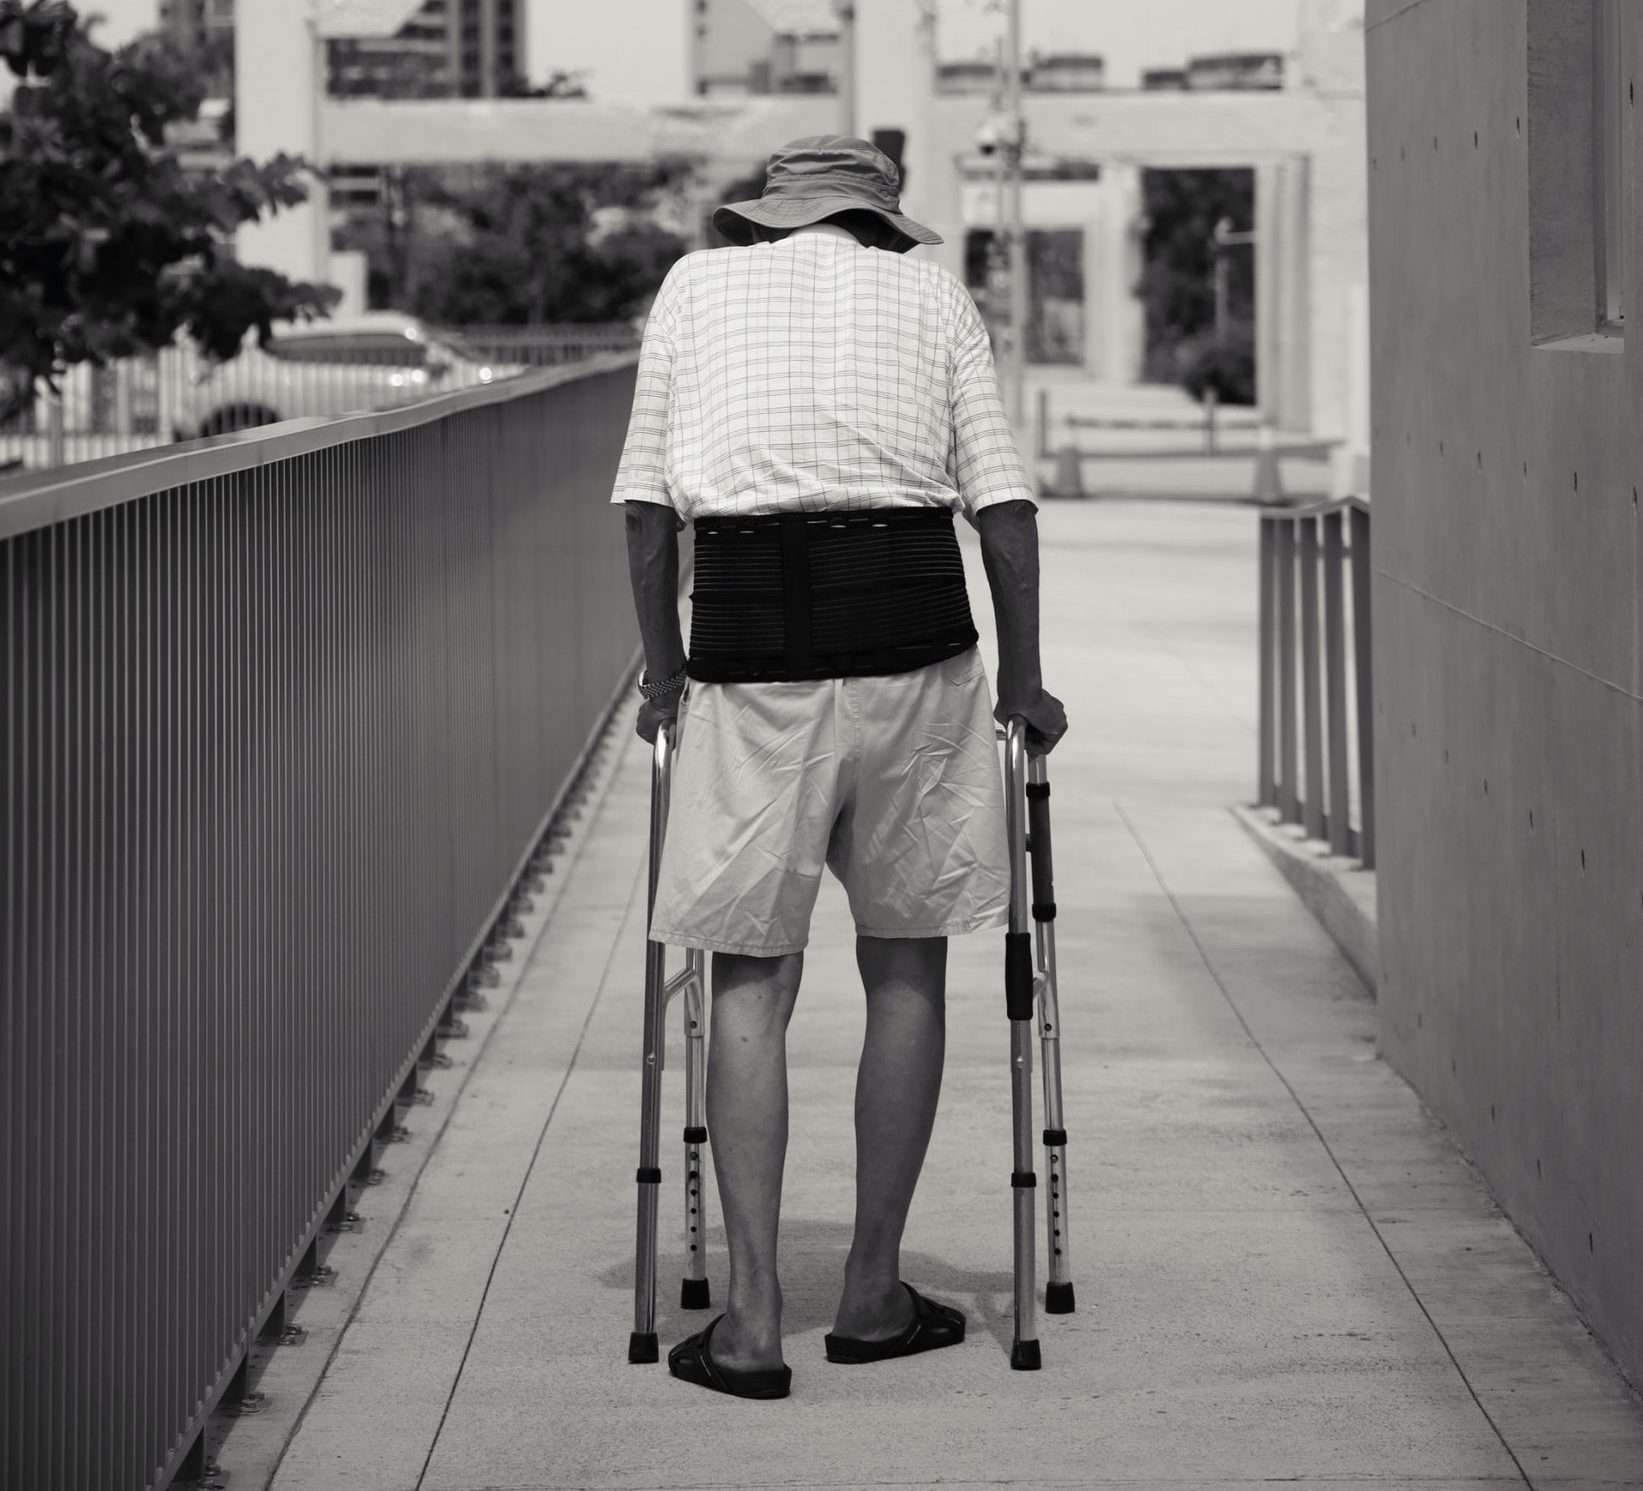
[939,646,985,687]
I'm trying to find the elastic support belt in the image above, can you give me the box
[688,507,978,683]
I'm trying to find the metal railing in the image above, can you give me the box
[1,354,642,1490]
[1256,495,1375,868]
[447,322,640,369]
[1,323,641,474]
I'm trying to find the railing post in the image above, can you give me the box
[1299,515,1325,840]
[1276,517,1298,823]
[45,385,66,468]
[1257,516,1277,807]
[1322,510,1351,856]
[1349,504,1375,867]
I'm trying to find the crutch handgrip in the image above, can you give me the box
[1005,933,1035,1020]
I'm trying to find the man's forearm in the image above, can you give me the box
[624,500,687,679]
[976,499,1042,708]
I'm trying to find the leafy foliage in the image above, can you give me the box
[1138,167,1256,392]
[1177,318,1256,407]
[0,0,338,411]
[388,160,692,325]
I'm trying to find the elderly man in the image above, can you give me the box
[613,135,1066,1400]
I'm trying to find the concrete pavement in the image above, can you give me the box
[257,500,1643,1490]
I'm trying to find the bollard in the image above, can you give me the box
[1252,418,1285,505]
[1051,442,1085,500]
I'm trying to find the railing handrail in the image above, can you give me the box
[1258,493,1371,521]
[0,350,639,542]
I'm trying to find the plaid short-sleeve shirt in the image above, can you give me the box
[609,232,1035,522]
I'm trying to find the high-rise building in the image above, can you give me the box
[690,0,840,98]
[329,0,526,100]
[157,0,235,92]
[157,0,235,55]
[162,0,526,101]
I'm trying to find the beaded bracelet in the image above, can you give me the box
[637,663,688,701]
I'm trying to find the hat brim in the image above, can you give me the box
[712,193,943,253]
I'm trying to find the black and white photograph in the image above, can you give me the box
[3,0,1642,1487]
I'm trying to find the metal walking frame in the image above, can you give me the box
[627,714,1075,1369]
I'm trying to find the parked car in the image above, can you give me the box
[174,313,519,439]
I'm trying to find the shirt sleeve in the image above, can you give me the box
[944,274,1037,519]
[610,258,685,510]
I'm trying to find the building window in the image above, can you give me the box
[1527,0,1626,348]
[1596,0,1624,330]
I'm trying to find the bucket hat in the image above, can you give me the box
[712,134,942,254]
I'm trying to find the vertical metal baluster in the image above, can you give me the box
[1276,519,1298,823]
[1322,511,1351,856]
[1350,504,1376,868]
[1300,515,1325,840]
[1257,516,1277,807]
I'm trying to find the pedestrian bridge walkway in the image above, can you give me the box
[247,502,1643,1491]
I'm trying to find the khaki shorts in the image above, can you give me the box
[648,646,1010,957]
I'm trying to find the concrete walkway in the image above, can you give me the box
[262,501,1643,1491]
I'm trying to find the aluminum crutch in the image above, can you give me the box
[1025,733,1075,1319]
[630,719,712,1366]
[1002,716,1076,1372]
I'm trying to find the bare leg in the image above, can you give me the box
[832,935,947,1339]
[704,949,802,1372]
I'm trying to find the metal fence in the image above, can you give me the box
[0,323,640,475]
[1,354,642,1490]
[1256,495,1375,868]
[450,322,640,369]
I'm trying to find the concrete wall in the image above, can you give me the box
[1367,0,1643,1386]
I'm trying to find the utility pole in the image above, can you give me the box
[834,1,856,136]
[1004,0,1027,427]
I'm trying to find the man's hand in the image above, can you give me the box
[995,686,1068,757]
[635,690,682,745]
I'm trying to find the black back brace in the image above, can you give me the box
[686,506,979,684]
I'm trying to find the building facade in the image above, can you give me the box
[327,0,525,99]
[689,0,841,96]
[1367,0,1643,1388]
[157,0,234,53]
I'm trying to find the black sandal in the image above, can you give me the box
[667,1315,792,1399]
[824,1282,967,1364]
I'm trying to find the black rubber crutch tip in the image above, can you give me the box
[679,1277,712,1310]
[1044,1281,1076,1315]
[1010,1339,1042,1371]
[628,1331,659,1364]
